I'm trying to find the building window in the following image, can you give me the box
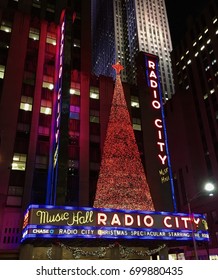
[38,126,50,136]
[6,196,22,206]
[8,186,23,196]
[70,82,80,95]
[46,32,56,45]
[12,153,27,171]
[90,110,100,123]
[23,71,35,85]
[70,105,80,120]
[90,87,99,99]
[0,65,5,79]
[42,76,54,90]
[40,99,52,115]
[0,21,12,33]
[32,0,40,8]
[70,88,80,95]
[20,96,33,111]
[29,27,39,40]
[131,96,140,108]
[132,118,141,131]
[35,155,48,169]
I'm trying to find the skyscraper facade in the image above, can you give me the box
[92,0,174,101]
[165,0,218,255]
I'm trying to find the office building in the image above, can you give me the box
[0,0,92,258]
[165,0,218,258]
[92,0,174,101]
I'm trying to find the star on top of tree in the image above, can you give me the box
[112,62,124,75]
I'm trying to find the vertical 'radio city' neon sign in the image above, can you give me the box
[144,53,177,212]
[147,59,167,166]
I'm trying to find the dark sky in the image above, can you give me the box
[165,0,208,47]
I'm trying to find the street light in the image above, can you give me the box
[187,182,215,260]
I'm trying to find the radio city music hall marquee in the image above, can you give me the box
[21,205,209,242]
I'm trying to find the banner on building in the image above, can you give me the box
[21,205,209,242]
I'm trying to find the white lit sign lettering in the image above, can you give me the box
[21,205,209,242]
[147,59,167,166]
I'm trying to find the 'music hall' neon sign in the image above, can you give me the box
[21,205,209,242]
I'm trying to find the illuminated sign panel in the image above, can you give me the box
[139,52,176,211]
[22,205,209,242]
[46,10,65,204]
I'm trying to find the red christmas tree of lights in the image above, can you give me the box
[93,62,154,211]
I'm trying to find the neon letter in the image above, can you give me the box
[111,214,121,226]
[152,100,161,109]
[157,142,165,152]
[97,213,107,225]
[150,80,158,88]
[163,216,172,228]
[155,119,162,128]
[148,60,155,69]
[158,154,167,165]
[149,70,157,79]
[143,215,154,227]
[124,215,134,226]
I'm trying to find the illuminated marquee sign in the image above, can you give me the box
[21,205,209,242]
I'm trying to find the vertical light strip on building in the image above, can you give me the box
[46,10,65,205]
[144,53,177,212]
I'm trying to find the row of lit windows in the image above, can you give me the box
[0,21,56,45]
[20,96,52,115]
[176,17,218,66]
[11,153,48,171]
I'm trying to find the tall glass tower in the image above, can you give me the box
[92,0,174,101]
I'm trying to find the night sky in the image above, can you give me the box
[165,0,208,47]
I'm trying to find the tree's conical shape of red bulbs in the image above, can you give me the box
[94,64,154,211]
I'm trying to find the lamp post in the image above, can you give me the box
[187,182,215,260]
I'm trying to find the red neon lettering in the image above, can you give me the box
[61,22,64,33]
[163,216,172,228]
[59,65,63,79]
[97,213,107,225]
[152,100,161,109]
[181,217,189,229]
[60,44,64,56]
[55,130,59,142]
[56,115,60,127]
[137,215,141,226]
[158,130,162,140]
[111,214,121,226]
[158,154,167,165]
[148,60,155,69]
[194,218,200,227]
[155,119,162,128]
[157,142,165,152]
[149,70,157,79]
[143,215,154,227]
[124,215,134,226]
[150,80,158,88]
[175,217,179,228]
[153,90,158,99]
